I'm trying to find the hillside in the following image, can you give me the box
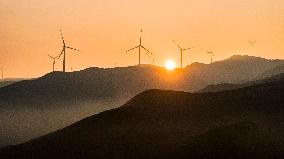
[256,64,284,79]
[0,55,283,147]
[0,74,283,159]
[198,73,284,93]
[0,79,26,88]
[1,55,283,101]
[184,55,284,85]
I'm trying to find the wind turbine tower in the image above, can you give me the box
[58,29,80,72]
[1,67,3,80]
[48,55,58,72]
[125,29,153,65]
[173,40,194,68]
[207,51,215,64]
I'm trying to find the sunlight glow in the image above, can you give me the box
[164,60,176,71]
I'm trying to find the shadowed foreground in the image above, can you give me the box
[0,75,284,159]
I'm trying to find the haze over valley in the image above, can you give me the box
[0,55,284,148]
[1,0,284,158]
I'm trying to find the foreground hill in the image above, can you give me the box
[0,55,283,147]
[1,73,283,158]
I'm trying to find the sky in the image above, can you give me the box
[0,0,284,78]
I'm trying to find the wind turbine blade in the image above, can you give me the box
[206,51,215,56]
[57,49,64,59]
[172,40,182,49]
[125,46,139,53]
[59,29,65,45]
[177,45,182,49]
[48,55,57,59]
[187,47,195,50]
[66,46,80,52]
[141,46,152,54]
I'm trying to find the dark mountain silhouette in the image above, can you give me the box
[197,83,240,93]
[0,55,283,147]
[198,73,284,93]
[0,74,283,159]
[172,122,283,159]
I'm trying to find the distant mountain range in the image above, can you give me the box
[0,55,283,147]
[198,73,284,93]
[256,64,284,79]
[1,70,283,159]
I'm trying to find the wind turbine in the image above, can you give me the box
[206,51,215,64]
[125,29,153,65]
[0,67,3,80]
[58,29,80,72]
[249,40,256,47]
[173,40,194,68]
[48,55,58,72]
[151,57,155,65]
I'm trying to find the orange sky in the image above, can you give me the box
[0,0,284,78]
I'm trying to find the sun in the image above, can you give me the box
[164,60,176,71]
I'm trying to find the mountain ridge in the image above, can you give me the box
[198,73,284,92]
[0,55,283,148]
[0,71,283,159]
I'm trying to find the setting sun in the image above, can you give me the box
[165,60,176,71]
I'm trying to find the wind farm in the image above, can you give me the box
[0,1,283,159]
